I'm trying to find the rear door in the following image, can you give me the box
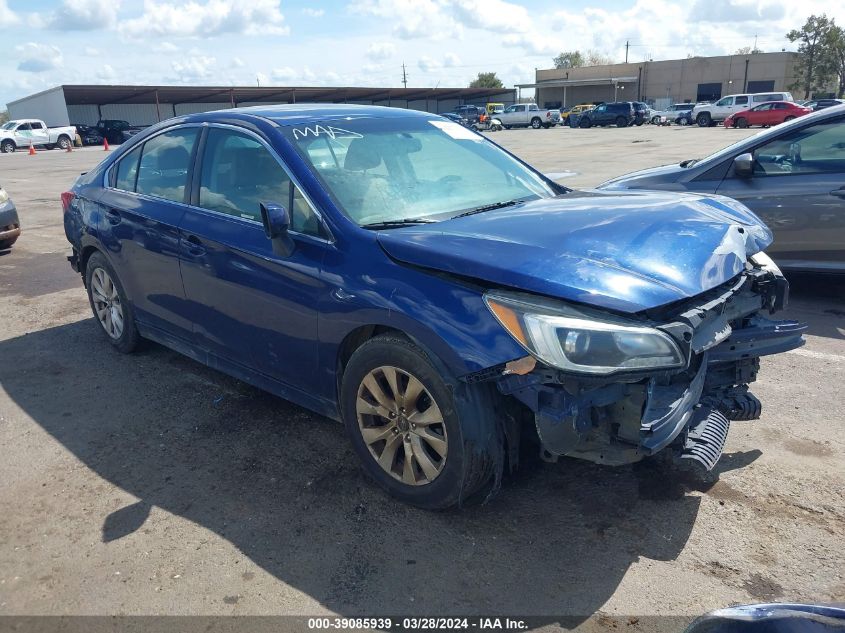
[716,113,845,269]
[178,125,330,391]
[97,126,200,340]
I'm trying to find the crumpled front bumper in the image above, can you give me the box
[495,267,806,469]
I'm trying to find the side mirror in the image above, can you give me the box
[733,152,754,178]
[260,202,295,257]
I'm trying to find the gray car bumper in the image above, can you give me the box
[0,199,21,244]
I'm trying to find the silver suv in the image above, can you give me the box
[692,92,794,127]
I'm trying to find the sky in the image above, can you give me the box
[2,0,844,107]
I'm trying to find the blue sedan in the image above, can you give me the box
[63,105,804,508]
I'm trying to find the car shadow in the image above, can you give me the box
[783,273,845,341]
[0,319,723,624]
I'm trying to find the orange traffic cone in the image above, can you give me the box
[28,142,36,155]
[103,138,110,151]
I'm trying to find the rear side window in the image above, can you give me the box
[114,146,142,191]
[735,96,748,105]
[135,128,198,203]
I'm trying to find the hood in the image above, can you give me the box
[598,163,688,189]
[377,190,772,313]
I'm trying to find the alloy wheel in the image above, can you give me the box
[90,267,124,339]
[356,365,448,486]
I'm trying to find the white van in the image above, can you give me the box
[691,92,793,126]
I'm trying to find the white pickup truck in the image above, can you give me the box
[497,104,561,129]
[0,119,77,153]
[690,92,793,127]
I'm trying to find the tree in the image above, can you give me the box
[469,72,503,89]
[585,50,615,66]
[735,46,762,55]
[0,110,8,125]
[787,14,836,98]
[553,51,584,69]
[826,24,845,97]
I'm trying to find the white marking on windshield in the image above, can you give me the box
[292,125,363,140]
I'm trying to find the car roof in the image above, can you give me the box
[208,103,435,127]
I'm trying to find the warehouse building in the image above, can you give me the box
[519,51,802,110]
[6,84,517,127]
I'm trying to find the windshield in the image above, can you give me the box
[286,116,557,226]
[1,122,16,130]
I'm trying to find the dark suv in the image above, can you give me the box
[578,102,635,128]
[453,105,486,124]
[632,102,649,126]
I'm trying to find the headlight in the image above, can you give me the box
[484,291,685,375]
[0,189,8,204]
[750,251,782,276]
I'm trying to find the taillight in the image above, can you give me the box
[61,191,76,213]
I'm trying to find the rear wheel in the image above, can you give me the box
[616,116,628,128]
[57,135,72,150]
[651,115,661,124]
[85,252,140,353]
[736,117,748,129]
[697,113,712,127]
[579,117,591,128]
[530,117,542,129]
[341,335,495,509]
[0,140,15,153]
[0,237,17,250]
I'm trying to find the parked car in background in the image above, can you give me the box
[577,102,636,128]
[560,103,595,123]
[72,124,105,146]
[692,92,794,127]
[651,103,694,125]
[452,105,486,124]
[805,98,844,111]
[498,103,560,129]
[96,119,145,145]
[724,101,811,128]
[600,105,845,272]
[0,119,76,152]
[440,112,468,126]
[632,102,649,126]
[62,104,804,508]
[0,184,21,250]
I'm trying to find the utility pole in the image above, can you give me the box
[402,63,408,88]
[625,40,629,63]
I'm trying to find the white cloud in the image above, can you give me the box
[301,7,325,17]
[349,0,461,39]
[171,55,216,82]
[366,41,395,61]
[0,0,19,26]
[447,0,531,33]
[230,56,246,68]
[16,43,64,73]
[271,66,297,81]
[443,52,460,67]
[417,55,439,72]
[121,0,289,39]
[46,0,121,30]
[690,0,785,23]
[96,64,118,81]
[83,46,101,56]
[154,41,180,53]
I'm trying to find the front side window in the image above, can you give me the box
[754,103,774,112]
[715,97,732,106]
[289,117,557,226]
[753,116,845,176]
[135,128,198,203]
[199,128,323,236]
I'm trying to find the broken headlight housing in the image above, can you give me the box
[484,291,685,375]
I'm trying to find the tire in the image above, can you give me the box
[84,251,140,354]
[651,116,661,124]
[579,117,591,128]
[503,125,511,130]
[678,117,689,126]
[736,117,748,129]
[784,115,796,122]
[0,140,15,153]
[542,123,551,129]
[530,117,542,129]
[341,334,496,509]
[0,237,17,250]
[635,120,644,126]
[57,135,71,150]
[616,116,628,128]
[697,113,711,127]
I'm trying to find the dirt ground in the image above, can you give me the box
[0,125,843,629]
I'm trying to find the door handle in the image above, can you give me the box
[184,234,206,256]
[105,208,121,225]
[830,189,845,199]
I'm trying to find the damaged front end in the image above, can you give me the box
[484,255,806,473]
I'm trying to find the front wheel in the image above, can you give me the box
[341,335,495,509]
[651,115,661,125]
[0,140,15,153]
[783,115,796,123]
[85,252,140,353]
[579,117,592,128]
[697,113,712,127]
[57,136,72,150]
[616,116,628,128]
[736,117,748,129]
[530,117,542,129]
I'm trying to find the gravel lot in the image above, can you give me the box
[0,125,843,628]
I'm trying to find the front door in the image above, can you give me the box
[178,126,330,392]
[717,113,845,269]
